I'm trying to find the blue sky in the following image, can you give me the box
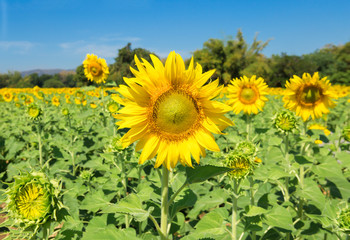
[0,0,349,73]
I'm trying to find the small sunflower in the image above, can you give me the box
[116,52,233,169]
[52,96,60,106]
[83,54,109,84]
[283,72,336,121]
[226,75,269,115]
[273,111,298,133]
[24,95,34,105]
[3,91,14,102]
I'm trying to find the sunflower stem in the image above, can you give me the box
[283,134,290,202]
[246,114,251,140]
[248,177,256,240]
[121,154,129,228]
[37,121,43,169]
[160,166,169,240]
[298,121,309,219]
[232,179,240,240]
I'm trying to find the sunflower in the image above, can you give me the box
[226,75,269,115]
[3,91,14,102]
[51,96,60,106]
[283,72,336,121]
[83,54,109,84]
[115,52,233,169]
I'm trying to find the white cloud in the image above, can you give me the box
[59,40,122,58]
[0,41,34,53]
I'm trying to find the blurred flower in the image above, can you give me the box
[227,75,268,115]
[283,72,336,121]
[83,54,109,84]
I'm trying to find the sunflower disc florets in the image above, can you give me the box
[273,111,297,133]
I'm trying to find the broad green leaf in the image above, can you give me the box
[80,190,114,212]
[185,165,232,184]
[101,193,151,222]
[263,205,295,231]
[245,205,268,216]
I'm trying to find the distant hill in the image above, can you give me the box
[21,69,75,77]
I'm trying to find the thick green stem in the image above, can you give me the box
[284,134,290,202]
[161,166,169,240]
[298,121,308,219]
[121,156,129,228]
[232,179,239,240]
[246,114,251,140]
[249,177,256,240]
[37,122,43,168]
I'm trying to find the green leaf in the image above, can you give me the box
[80,190,114,212]
[263,205,295,231]
[299,178,325,210]
[82,215,140,240]
[170,189,197,219]
[101,193,151,222]
[245,205,268,217]
[183,210,230,239]
[186,165,232,184]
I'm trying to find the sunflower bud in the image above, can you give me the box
[235,140,257,157]
[342,125,350,142]
[223,153,254,179]
[273,111,297,133]
[338,208,350,234]
[27,104,42,120]
[4,172,62,230]
[105,136,124,153]
[62,107,69,116]
[107,101,119,113]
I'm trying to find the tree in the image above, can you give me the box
[109,43,156,85]
[191,30,270,85]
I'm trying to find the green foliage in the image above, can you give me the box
[109,43,156,85]
[191,30,270,85]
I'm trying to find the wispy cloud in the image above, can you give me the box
[59,35,141,58]
[0,41,34,53]
[59,40,122,58]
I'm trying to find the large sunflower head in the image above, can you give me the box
[342,125,350,142]
[115,51,233,169]
[226,75,269,115]
[83,54,109,84]
[283,72,336,121]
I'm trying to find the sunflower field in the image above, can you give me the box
[0,52,350,240]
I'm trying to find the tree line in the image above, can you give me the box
[1,30,350,88]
